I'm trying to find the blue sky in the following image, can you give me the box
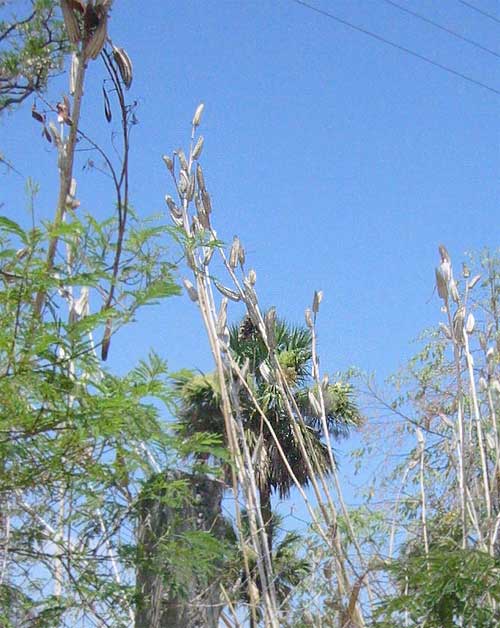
[1,0,499,479]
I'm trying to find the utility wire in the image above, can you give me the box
[381,0,500,59]
[290,0,500,96]
[459,0,500,25]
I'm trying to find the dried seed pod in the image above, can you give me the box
[438,244,450,263]
[187,173,196,201]
[196,163,206,191]
[177,149,188,171]
[229,236,241,269]
[247,269,257,286]
[435,266,448,300]
[213,279,240,301]
[479,332,487,350]
[305,308,313,329]
[183,278,198,302]
[243,280,258,307]
[453,306,465,344]
[165,195,181,216]
[321,374,330,391]
[312,290,323,314]
[465,312,475,334]
[468,274,481,290]
[84,1,110,61]
[162,155,174,172]
[218,325,230,349]
[70,53,79,95]
[48,122,62,148]
[462,262,470,278]
[31,106,45,124]
[178,169,189,196]
[201,190,212,215]
[492,379,500,395]
[202,244,214,266]
[192,103,205,127]
[112,45,133,89]
[196,197,210,229]
[192,135,204,160]
[449,279,460,304]
[60,0,82,44]
[216,298,228,336]
[43,126,52,143]
[264,307,276,341]
[238,244,245,267]
[102,86,112,122]
[478,376,488,392]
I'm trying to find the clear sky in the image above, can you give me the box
[1,0,499,473]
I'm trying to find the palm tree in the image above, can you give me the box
[172,313,362,550]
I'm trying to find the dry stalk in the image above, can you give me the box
[165,107,367,627]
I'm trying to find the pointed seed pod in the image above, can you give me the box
[177,149,188,171]
[196,163,206,192]
[165,195,181,216]
[84,10,108,61]
[216,298,228,336]
[112,45,133,88]
[468,274,481,290]
[70,53,79,95]
[465,312,475,334]
[449,279,460,304]
[102,86,112,122]
[60,0,82,44]
[312,290,323,314]
[247,269,257,286]
[229,236,241,269]
[192,103,205,127]
[438,244,450,263]
[48,122,62,148]
[478,376,487,392]
[462,262,470,278]
[453,306,465,344]
[178,169,189,195]
[305,308,313,329]
[265,307,276,349]
[31,106,45,124]
[183,278,199,302]
[492,379,500,395]
[201,190,212,214]
[435,266,448,300]
[213,279,240,301]
[192,135,204,160]
[187,173,195,201]
[163,155,174,172]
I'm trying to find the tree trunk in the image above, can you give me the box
[135,470,227,628]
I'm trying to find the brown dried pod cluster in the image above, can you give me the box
[112,45,133,88]
[60,0,112,61]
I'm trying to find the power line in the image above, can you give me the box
[290,0,500,96]
[381,0,500,59]
[459,0,500,25]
